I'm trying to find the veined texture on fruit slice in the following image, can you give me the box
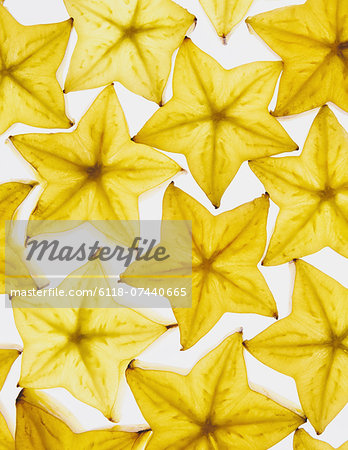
[245,260,348,434]
[63,0,195,103]
[135,38,297,208]
[246,0,348,115]
[127,332,305,449]
[0,5,72,133]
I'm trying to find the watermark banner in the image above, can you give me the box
[5,220,192,308]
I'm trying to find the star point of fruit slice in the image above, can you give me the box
[199,0,254,41]
[249,105,348,265]
[246,0,348,115]
[15,389,150,449]
[293,429,348,450]
[126,332,305,449]
[10,85,180,230]
[63,0,194,103]
[122,184,277,350]
[244,260,348,434]
[12,260,169,421]
[0,349,21,391]
[0,182,35,294]
[135,38,297,207]
[0,5,72,133]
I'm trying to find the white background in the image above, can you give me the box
[1,0,348,448]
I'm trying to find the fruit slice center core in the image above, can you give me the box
[318,186,335,200]
[86,163,102,179]
[331,41,348,57]
[201,418,216,435]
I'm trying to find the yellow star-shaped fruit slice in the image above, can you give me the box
[249,106,348,266]
[63,0,194,103]
[16,389,150,449]
[246,0,348,116]
[199,0,254,42]
[135,38,297,207]
[122,184,277,350]
[294,429,348,450]
[10,85,180,227]
[0,182,34,294]
[127,332,305,449]
[0,5,72,134]
[13,260,170,421]
[244,260,348,434]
